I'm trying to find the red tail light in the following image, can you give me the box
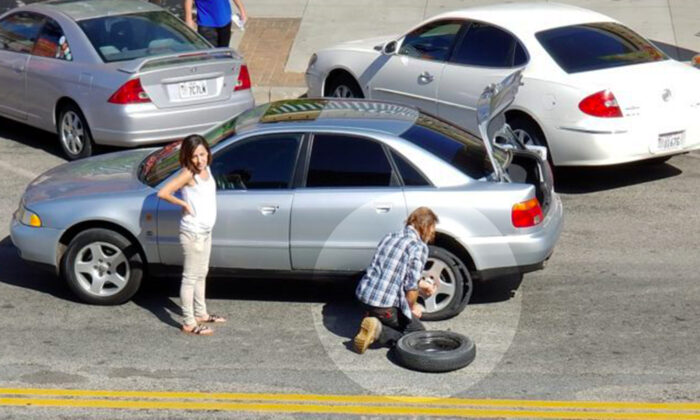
[512,198,544,228]
[108,78,151,104]
[579,90,622,118]
[235,65,251,91]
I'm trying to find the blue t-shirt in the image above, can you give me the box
[196,0,232,28]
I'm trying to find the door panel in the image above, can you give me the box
[0,51,28,119]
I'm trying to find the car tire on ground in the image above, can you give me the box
[394,330,476,372]
[508,116,551,163]
[62,228,143,305]
[325,73,364,98]
[57,102,94,160]
[418,246,472,321]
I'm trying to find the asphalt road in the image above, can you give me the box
[0,118,699,419]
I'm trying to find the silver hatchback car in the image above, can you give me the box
[0,0,254,160]
[11,72,563,320]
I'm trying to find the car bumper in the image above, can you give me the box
[305,68,324,98]
[465,193,564,275]
[10,218,62,268]
[89,91,255,146]
[550,118,700,166]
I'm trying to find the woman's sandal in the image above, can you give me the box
[181,324,213,335]
[196,314,226,323]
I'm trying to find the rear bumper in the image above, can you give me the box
[10,218,62,268]
[89,91,255,146]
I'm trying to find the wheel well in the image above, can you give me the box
[505,110,546,142]
[433,233,476,274]
[54,97,81,130]
[57,221,148,269]
[324,69,359,96]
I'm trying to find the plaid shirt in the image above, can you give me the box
[356,226,428,319]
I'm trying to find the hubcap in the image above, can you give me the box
[60,111,85,155]
[73,242,130,297]
[512,128,535,145]
[331,85,355,98]
[419,257,457,314]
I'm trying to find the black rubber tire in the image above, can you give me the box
[324,73,364,98]
[61,228,143,305]
[419,246,471,321]
[57,102,94,160]
[395,330,476,373]
[508,115,552,165]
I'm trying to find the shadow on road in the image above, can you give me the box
[553,160,683,194]
[0,116,65,159]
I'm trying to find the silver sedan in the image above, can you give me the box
[11,74,563,320]
[0,0,254,160]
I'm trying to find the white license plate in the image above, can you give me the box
[656,131,684,152]
[178,80,208,99]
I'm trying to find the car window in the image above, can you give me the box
[400,113,507,180]
[212,134,301,190]
[77,11,210,63]
[306,134,395,188]
[390,150,431,187]
[0,12,44,54]
[451,22,521,68]
[399,20,462,62]
[536,22,667,73]
[32,18,72,60]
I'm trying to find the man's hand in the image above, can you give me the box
[411,303,424,319]
[418,277,438,297]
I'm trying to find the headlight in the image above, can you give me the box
[15,205,42,227]
[307,53,318,69]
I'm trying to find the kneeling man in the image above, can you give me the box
[353,207,439,354]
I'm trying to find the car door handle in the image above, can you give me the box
[374,204,392,214]
[418,71,434,83]
[259,205,279,215]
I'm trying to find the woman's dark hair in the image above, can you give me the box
[179,134,212,174]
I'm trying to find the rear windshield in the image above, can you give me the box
[78,11,210,63]
[399,113,507,180]
[536,22,667,73]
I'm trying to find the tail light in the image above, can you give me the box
[512,198,543,228]
[579,90,622,118]
[235,65,251,91]
[108,78,151,104]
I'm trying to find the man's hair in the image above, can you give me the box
[179,134,212,174]
[406,207,439,242]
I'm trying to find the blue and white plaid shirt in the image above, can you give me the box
[356,226,428,319]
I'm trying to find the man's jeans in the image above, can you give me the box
[180,230,212,326]
[364,305,425,347]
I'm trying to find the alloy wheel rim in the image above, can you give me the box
[60,111,85,155]
[332,85,355,98]
[512,128,535,145]
[73,241,130,297]
[420,257,457,313]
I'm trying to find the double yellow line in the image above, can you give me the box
[1,387,699,419]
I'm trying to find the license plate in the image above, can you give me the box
[655,131,684,152]
[178,80,208,99]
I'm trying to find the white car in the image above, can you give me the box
[305,2,700,166]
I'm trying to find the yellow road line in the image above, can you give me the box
[1,397,700,419]
[0,388,698,412]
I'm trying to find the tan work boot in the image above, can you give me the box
[353,317,382,354]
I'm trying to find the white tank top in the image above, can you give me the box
[180,167,217,234]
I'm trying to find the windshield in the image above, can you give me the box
[140,104,269,187]
[78,11,210,63]
[400,113,508,180]
[536,22,667,73]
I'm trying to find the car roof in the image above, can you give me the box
[36,0,162,21]
[233,98,421,137]
[431,2,616,34]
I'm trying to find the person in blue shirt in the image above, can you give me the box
[184,0,247,47]
[353,207,440,354]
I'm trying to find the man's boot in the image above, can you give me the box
[353,317,382,354]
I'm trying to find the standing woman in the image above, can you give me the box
[157,135,226,335]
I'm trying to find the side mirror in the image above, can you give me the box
[382,40,398,56]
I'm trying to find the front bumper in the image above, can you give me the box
[305,68,324,98]
[10,218,62,268]
[89,91,255,146]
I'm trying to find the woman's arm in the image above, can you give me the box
[183,0,195,29]
[232,0,247,22]
[157,169,194,214]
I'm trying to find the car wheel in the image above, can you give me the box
[394,330,476,372]
[58,103,93,160]
[62,228,143,305]
[418,246,472,321]
[508,116,552,163]
[325,73,364,98]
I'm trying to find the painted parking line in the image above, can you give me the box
[0,160,37,180]
[0,388,698,419]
